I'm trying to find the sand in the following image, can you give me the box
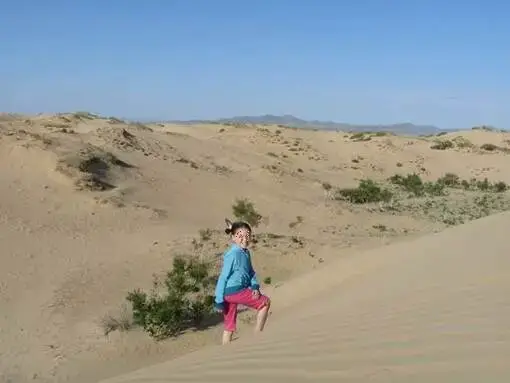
[0,113,509,382]
[100,211,510,382]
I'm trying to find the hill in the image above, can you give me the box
[169,114,445,135]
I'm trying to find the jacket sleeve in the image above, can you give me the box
[248,253,260,290]
[214,251,234,306]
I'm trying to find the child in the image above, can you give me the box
[214,219,271,345]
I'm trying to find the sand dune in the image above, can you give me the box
[100,211,510,383]
[1,114,510,382]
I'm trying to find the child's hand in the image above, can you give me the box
[214,302,225,312]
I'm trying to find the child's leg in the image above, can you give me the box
[222,301,238,345]
[231,289,271,333]
[254,297,270,333]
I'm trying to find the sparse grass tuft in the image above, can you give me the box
[289,215,304,228]
[199,229,212,241]
[372,224,388,231]
[100,305,133,336]
[232,198,263,227]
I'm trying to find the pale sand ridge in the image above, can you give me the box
[100,211,510,383]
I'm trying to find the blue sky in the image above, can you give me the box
[1,1,509,129]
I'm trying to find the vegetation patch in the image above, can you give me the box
[335,179,393,204]
[126,256,217,340]
[430,140,454,150]
[479,143,510,154]
[333,172,510,227]
[349,131,391,142]
[57,145,134,191]
[232,198,263,227]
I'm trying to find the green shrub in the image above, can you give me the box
[335,179,393,204]
[389,173,446,197]
[350,132,365,140]
[126,256,216,340]
[476,178,490,191]
[480,143,498,151]
[461,179,471,190]
[232,198,262,227]
[389,173,424,196]
[423,181,446,196]
[437,173,460,187]
[431,140,454,150]
[452,137,473,148]
[493,181,508,193]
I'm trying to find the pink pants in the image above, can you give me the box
[223,288,269,332]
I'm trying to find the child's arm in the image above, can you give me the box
[214,252,234,310]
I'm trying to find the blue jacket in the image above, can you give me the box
[214,244,260,309]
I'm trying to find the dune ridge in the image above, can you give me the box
[100,211,510,382]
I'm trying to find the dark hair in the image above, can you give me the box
[225,220,252,235]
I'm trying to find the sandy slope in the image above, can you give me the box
[100,211,510,383]
[1,114,510,382]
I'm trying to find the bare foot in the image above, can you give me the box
[222,330,233,345]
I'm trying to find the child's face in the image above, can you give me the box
[232,228,251,248]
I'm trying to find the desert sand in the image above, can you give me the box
[0,112,509,382]
[101,210,510,383]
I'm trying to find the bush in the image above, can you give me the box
[476,178,490,191]
[427,182,447,196]
[431,140,454,150]
[389,173,446,197]
[480,143,498,151]
[493,181,508,193]
[126,256,216,340]
[232,198,262,227]
[389,173,424,196]
[452,137,473,148]
[437,173,460,187]
[335,179,393,204]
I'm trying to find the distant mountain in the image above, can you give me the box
[168,114,446,136]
